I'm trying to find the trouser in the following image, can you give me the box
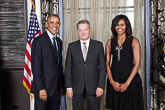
[72,89,100,110]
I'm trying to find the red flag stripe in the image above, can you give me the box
[24,68,32,83]
[24,62,32,77]
[23,76,31,89]
[26,43,31,56]
[29,41,32,48]
[25,48,31,62]
[24,55,32,71]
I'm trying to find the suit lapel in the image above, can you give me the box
[56,37,62,54]
[44,32,54,51]
[86,39,94,62]
[76,39,94,63]
[44,31,62,54]
[76,40,84,62]
[56,37,62,65]
[44,32,60,65]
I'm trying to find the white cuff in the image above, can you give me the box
[67,88,72,90]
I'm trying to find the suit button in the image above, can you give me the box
[84,64,86,66]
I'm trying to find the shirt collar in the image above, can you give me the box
[46,30,56,39]
[80,38,90,45]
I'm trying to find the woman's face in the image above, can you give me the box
[115,19,126,36]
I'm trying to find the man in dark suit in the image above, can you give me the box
[65,19,106,110]
[31,14,65,110]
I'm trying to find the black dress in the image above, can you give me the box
[105,36,144,110]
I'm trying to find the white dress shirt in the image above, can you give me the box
[80,38,90,53]
[46,30,58,51]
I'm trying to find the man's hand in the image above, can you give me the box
[39,89,47,101]
[96,88,103,97]
[67,89,73,98]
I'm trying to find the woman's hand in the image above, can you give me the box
[110,81,120,92]
[119,83,129,92]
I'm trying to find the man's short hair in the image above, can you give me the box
[76,19,91,30]
[47,14,60,22]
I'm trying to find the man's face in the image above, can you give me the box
[46,16,61,36]
[77,23,91,41]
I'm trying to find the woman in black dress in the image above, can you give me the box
[105,15,144,110]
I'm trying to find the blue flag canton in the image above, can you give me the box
[161,42,165,78]
[27,4,41,43]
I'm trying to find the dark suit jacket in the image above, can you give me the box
[65,39,106,95]
[31,31,64,97]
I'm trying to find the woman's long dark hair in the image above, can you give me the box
[111,14,132,38]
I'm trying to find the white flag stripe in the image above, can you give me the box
[26,43,31,56]
[31,71,33,81]
[24,68,32,85]
[25,55,32,70]
[24,55,33,82]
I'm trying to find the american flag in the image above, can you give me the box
[23,0,41,99]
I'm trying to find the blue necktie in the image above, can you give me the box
[53,37,58,63]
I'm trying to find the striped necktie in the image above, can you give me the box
[83,42,87,61]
